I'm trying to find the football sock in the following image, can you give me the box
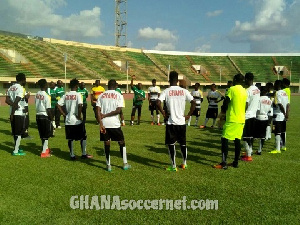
[104,144,110,166]
[275,134,281,151]
[244,140,251,156]
[250,138,253,155]
[221,138,228,163]
[81,139,87,155]
[195,116,199,126]
[281,132,286,147]
[212,119,216,126]
[119,143,128,164]
[151,115,154,123]
[180,145,187,166]
[258,139,265,153]
[187,116,192,125]
[157,114,160,123]
[13,135,21,153]
[168,144,176,167]
[42,139,48,153]
[68,140,75,157]
[266,126,271,139]
[234,138,241,162]
[204,118,209,126]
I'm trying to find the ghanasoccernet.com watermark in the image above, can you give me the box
[70,195,218,210]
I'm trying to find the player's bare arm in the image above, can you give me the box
[10,96,21,121]
[286,103,290,121]
[223,96,230,112]
[185,99,196,120]
[46,108,54,121]
[130,75,136,88]
[156,100,166,118]
[77,104,83,121]
[5,95,13,106]
[57,104,66,117]
[102,107,122,119]
[96,106,106,134]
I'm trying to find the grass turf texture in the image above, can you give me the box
[0,97,299,224]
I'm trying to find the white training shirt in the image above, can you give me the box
[191,90,203,109]
[256,96,272,121]
[58,91,83,125]
[35,91,51,116]
[273,90,289,122]
[148,86,161,101]
[6,83,25,116]
[96,90,123,128]
[245,85,260,119]
[158,86,194,125]
[207,90,223,108]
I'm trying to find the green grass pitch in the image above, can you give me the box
[0,97,299,224]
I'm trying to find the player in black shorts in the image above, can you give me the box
[6,73,27,156]
[57,79,93,160]
[96,79,131,171]
[35,79,54,158]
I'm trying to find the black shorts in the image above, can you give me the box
[100,128,124,142]
[65,123,87,140]
[149,100,158,111]
[131,105,142,116]
[254,119,268,139]
[165,125,186,145]
[11,115,26,136]
[192,108,200,117]
[36,115,53,139]
[206,108,218,119]
[273,121,286,134]
[243,118,256,139]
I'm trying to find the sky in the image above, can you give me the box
[0,0,300,53]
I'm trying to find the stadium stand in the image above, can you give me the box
[0,32,299,84]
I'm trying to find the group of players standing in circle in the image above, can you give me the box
[5,71,290,171]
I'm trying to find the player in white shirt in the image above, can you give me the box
[5,73,27,156]
[96,79,131,171]
[269,80,289,154]
[200,84,224,128]
[254,87,272,155]
[57,79,93,160]
[241,73,260,161]
[187,83,203,127]
[148,79,161,125]
[35,79,54,158]
[157,71,195,171]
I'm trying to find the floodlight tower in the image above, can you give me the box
[115,0,127,47]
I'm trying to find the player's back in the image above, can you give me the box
[273,90,289,121]
[161,86,193,125]
[245,85,260,119]
[97,90,123,128]
[257,96,272,120]
[7,83,25,115]
[98,90,122,114]
[35,91,51,116]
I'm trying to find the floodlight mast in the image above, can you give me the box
[115,0,127,47]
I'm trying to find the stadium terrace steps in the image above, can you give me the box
[189,56,237,83]
[0,34,299,83]
[230,56,276,82]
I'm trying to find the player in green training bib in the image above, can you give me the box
[130,75,145,125]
